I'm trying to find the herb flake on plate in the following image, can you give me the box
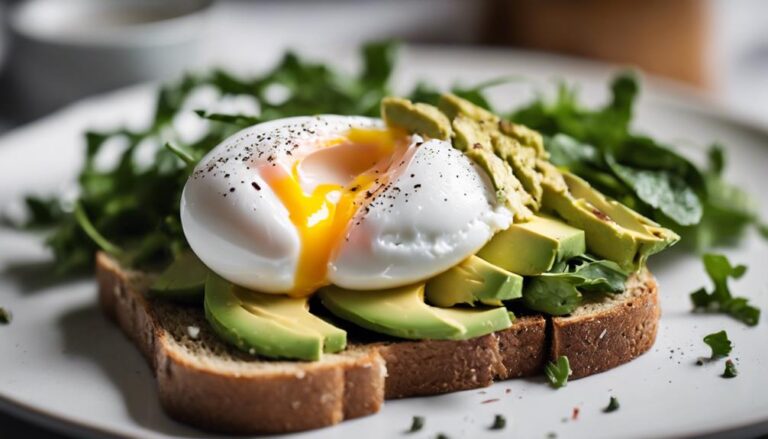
[0,307,11,324]
[490,414,506,430]
[722,359,738,378]
[690,254,760,326]
[703,330,733,358]
[545,355,571,388]
[408,416,424,433]
[603,396,620,413]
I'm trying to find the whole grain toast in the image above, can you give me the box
[96,251,659,434]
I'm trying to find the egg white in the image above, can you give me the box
[181,115,512,294]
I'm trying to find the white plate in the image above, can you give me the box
[1,46,768,439]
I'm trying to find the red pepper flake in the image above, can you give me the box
[571,407,580,421]
[481,399,500,404]
[591,208,611,222]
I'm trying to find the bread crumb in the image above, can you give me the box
[598,328,607,340]
[187,326,200,339]
[291,401,301,409]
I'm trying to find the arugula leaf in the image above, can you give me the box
[523,276,583,316]
[567,257,628,293]
[606,155,702,226]
[193,110,261,128]
[512,72,762,249]
[19,42,401,275]
[20,196,65,228]
[758,223,768,240]
[690,254,760,326]
[688,144,760,250]
[722,359,738,378]
[545,356,571,388]
[703,330,732,358]
[522,256,628,315]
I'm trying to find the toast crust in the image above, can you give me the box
[96,252,659,434]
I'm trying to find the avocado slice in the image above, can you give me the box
[438,93,499,122]
[318,283,512,340]
[150,251,208,302]
[425,256,523,307]
[205,274,346,361]
[542,172,680,270]
[477,215,586,276]
[492,133,544,206]
[381,97,452,140]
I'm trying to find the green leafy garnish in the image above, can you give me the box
[16,43,763,279]
[523,256,628,315]
[690,254,760,326]
[603,396,620,413]
[0,307,11,324]
[512,72,763,248]
[545,355,571,388]
[490,414,506,430]
[722,359,738,378]
[408,416,424,433]
[703,330,733,358]
[19,42,398,275]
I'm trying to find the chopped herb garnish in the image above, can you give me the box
[545,356,571,388]
[603,396,620,413]
[722,360,738,378]
[690,254,760,326]
[490,414,506,430]
[703,330,732,358]
[436,434,449,439]
[0,307,11,324]
[408,416,424,432]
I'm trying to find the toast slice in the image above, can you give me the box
[96,252,659,434]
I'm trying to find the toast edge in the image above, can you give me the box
[96,252,386,434]
[95,252,659,434]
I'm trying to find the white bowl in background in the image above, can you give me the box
[6,0,213,117]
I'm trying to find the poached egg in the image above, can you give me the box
[181,115,512,296]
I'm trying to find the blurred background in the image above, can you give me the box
[0,0,767,130]
[1,0,768,437]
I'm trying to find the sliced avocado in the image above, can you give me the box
[425,256,523,307]
[430,306,514,340]
[466,148,533,220]
[542,172,680,270]
[150,251,208,302]
[452,115,493,152]
[438,93,498,123]
[381,97,452,140]
[477,215,586,276]
[318,283,512,340]
[491,133,543,206]
[205,274,346,361]
[498,119,547,158]
[235,289,347,353]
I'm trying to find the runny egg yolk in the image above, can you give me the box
[262,127,407,297]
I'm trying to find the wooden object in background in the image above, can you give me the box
[490,0,710,87]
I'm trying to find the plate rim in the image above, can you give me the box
[1,44,768,439]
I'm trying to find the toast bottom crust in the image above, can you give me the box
[95,252,659,434]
